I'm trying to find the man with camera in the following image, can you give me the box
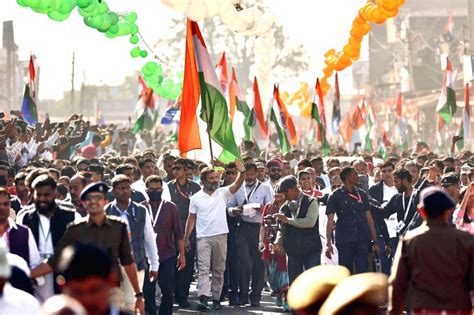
[273,175,321,285]
[228,162,274,307]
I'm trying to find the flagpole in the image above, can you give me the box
[265,93,275,161]
[202,84,215,161]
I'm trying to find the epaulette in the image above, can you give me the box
[56,200,77,212]
[107,215,128,225]
[68,216,88,227]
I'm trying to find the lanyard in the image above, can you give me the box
[402,192,415,221]
[39,218,52,247]
[151,202,164,228]
[347,190,362,203]
[243,182,261,204]
[176,182,190,200]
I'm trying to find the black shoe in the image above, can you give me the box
[236,299,249,306]
[213,300,222,310]
[197,296,211,311]
[250,301,261,307]
[179,300,191,308]
[229,299,238,306]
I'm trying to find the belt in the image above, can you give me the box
[413,309,472,315]
[241,221,261,227]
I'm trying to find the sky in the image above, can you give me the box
[1,0,367,100]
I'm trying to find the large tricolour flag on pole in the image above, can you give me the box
[215,52,229,96]
[179,19,239,162]
[229,68,251,140]
[273,84,297,145]
[21,55,38,125]
[436,58,457,123]
[312,79,330,156]
[248,77,268,149]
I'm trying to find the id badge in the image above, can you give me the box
[395,221,405,233]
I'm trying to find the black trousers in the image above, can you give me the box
[143,256,176,315]
[287,251,321,285]
[174,238,195,304]
[222,224,239,302]
[337,241,370,274]
[235,221,265,303]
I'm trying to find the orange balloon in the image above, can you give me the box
[349,36,362,45]
[358,7,368,20]
[360,23,371,35]
[324,49,336,58]
[397,0,405,6]
[323,66,333,77]
[382,0,398,11]
[343,44,353,57]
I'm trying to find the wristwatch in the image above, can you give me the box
[135,292,143,298]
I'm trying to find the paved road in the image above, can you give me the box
[172,282,287,314]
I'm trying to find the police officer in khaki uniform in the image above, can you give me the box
[31,182,145,315]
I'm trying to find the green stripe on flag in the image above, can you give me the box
[198,73,240,161]
[270,108,291,154]
[311,103,330,156]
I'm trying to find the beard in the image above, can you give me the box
[35,200,54,215]
[203,182,219,192]
[269,173,281,181]
[246,180,257,187]
[397,184,406,193]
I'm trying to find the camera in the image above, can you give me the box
[262,214,281,242]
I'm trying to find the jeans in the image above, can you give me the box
[336,241,370,274]
[174,238,195,304]
[235,222,264,303]
[378,238,397,275]
[287,251,321,284]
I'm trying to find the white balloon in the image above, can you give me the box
[218,0,234,15]
[161,0,191,11]
[205,0,220,16]
[186,1,209,21]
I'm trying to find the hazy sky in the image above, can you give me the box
[1,0,366,100]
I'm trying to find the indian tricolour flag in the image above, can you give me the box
[247,77,268,150]
[270,84,297,154]
[229,68,251,141]
[436,58,457,124]
[178,19,239,163]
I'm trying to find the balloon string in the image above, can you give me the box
[137,31,163,63]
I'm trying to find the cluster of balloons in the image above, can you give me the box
[320,0,406,95]
[16,0,183,100]
[141,61,183,100]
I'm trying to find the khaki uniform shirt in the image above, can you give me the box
[389,221,474,314]
[47,215,134,279]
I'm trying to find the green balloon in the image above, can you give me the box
[33,0,55,13]
[108,12,119,25]
[125,12,138,23]
[83,16,93,27]
[141,67,153,77]
[57,0,75,14]
[76,0,92,9]
[157,75,164,85]
[130,24,139,35]
[23,0,39,6]
[97,14,112,32]
[48,10,70,21]
[130,47,140,58]
[90,15,104,28]
[148,75,159,83]
[16,0,27,8]
[97,2,108,15]
[108,24,119,34]
[129,35,139,44]
[105,31,116,39]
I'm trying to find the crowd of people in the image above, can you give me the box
[1,113,474,315]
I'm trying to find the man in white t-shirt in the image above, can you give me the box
[184,160,246,311]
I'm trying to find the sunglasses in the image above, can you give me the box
[226,171,236,175]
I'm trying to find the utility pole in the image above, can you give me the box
[71,51,75,114]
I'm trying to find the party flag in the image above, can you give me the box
[436,58,457,123]
[332,72,341,134]
[21,55,38,125]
